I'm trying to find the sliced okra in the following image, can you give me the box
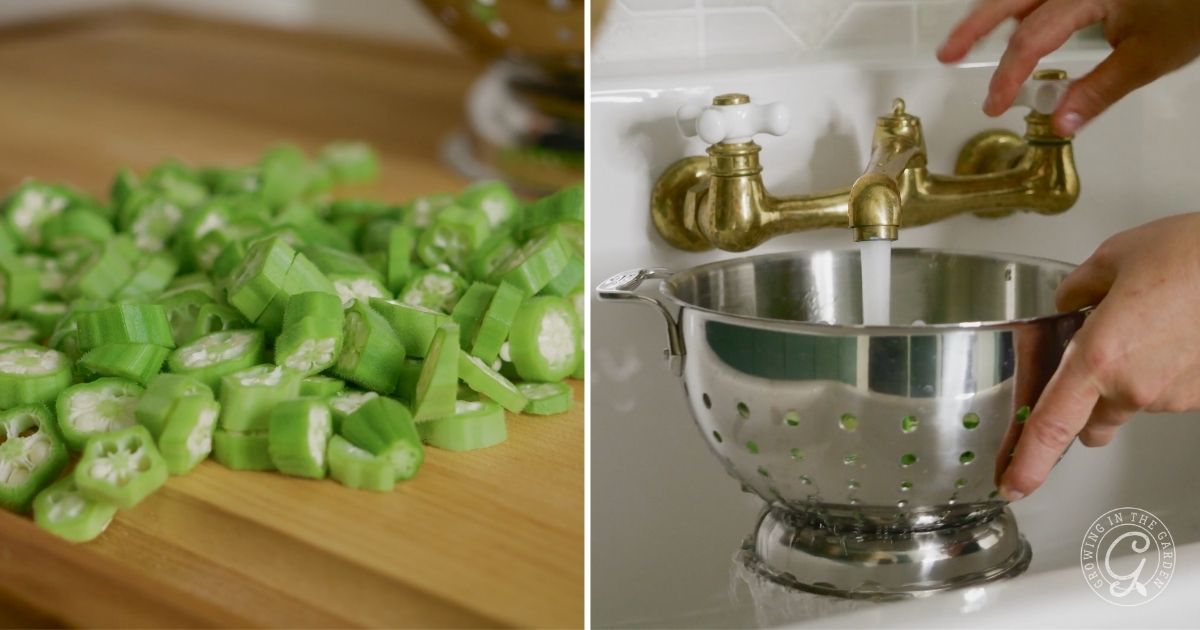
[328,389,379,432]
[143,160,208,208]
[458,180,520,229]
[275,317,343,376]
[259,144,310,206]
[540,254,583,297]
[122,192,184,252]
[517,183,583,239]
[156,289,214,346]
[385,226,414,294]
[489,232,573,296]
[189,303,249,341]
[413,323,458,422]
[167,329,266,391]
[318,141,379,184]
[41,208,114,252]
[74,425,168,508]
[368,298,450,359]
[0,255,42,316]
[22,254,68,296]
[136,373,213,440]
[267,398,332,479]
[19,301,68,339]
[212,429,274,471]
[0,346,73,408]
[331,274,391,309]
[332,301,406,393]
[402,192,455,229]
[469,281,524,364]
[517,381,573,415]
[157,395,220,475]
[64,236,139,301]
[226,236,296,323]
[77,303,175,351]
[327,435,394,492]
[392,358,424,405]
[256,252,337,335]
[508,296,582,382]
[467,232,518,282]
[218,364,302,432]
[282,291,343,331]
[56,377,144,451]
[0,405,69,513]
[78,343,170,385]
[3,181,72,249]
[450,282,497,344]
[33,475,118,543]
[114,254,178,302]
[299,375,344,398]
[458,353,528,413]
[418,400,507,452]
[0,320,41,343]
[341,396,423,480]
[301,244,381,278]
[399,268,467,313]
[416,206,490,271]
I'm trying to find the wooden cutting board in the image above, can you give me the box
[0,10,583,628]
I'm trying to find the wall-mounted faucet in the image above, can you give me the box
[651,69,1081,251]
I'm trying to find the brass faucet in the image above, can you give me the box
[652,69,1081,251]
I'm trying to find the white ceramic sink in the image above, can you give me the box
[590,46,1200,628]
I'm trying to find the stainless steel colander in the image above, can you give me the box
[598,249,1086,598]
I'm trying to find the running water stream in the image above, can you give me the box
[858,240,892,325]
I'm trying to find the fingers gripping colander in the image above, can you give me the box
[598,249,1086,599]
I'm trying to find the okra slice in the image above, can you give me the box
[508,296,582,382]
[412,323,458,422]
[275,317,343,376]
[399,268,466,313]
[78,343,170,385]
[64,236,139,301]
[157,289,215,346]
[0,254,42,316]
[418,400,507,451]
[332,301,406,393]
[541,254,583,297]
[301,244,381,278]
[490,232,573,296]
[144,159,208,208]
[392,358,424,405]
[0,346,73,408]
[458,353,528,413]
[300,375,344,398]
[331,274,391,309]
[328,389,379,431]
[518,183,583,239]
[41,208,114,252]
[167,330,266,391]
[218,364,302,432]
[77,303,174,351]
[256,252,337,335]
[3,181,72,248]
[0,319,41,343]
[450,282,497,345]
[466,232,518,281]
[74,425,168,509]
[19,301,68,339]
[33,476,118,543]
[226,236,296,323]
[368,298,449,359]
[114,254,178,302]
[341,396,423,480]
[189,304,249,341]
[282,290,344,331]
[319,141,379,184]
[327,435,394,492]
[157,395,219,475]
[517,382,573,415]
[259,144,310,206]
[0,405,68,513]
[470,281,524,364]
[136,373,212,439]
[212,429,274,471]
[416,206,490,270]
[385,225,414,293]
[56,377,144,451]
[402,193,455,229]
[267,398,332,479]
[458,180,520,229]
[122,192,184,252]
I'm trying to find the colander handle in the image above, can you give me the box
[596,268,685,374]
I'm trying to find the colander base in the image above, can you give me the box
[743,505,1032,600]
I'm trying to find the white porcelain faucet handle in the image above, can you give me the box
[676,94,790,145]
[1015,70,1070,115]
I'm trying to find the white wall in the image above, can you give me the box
[0,0,454,50]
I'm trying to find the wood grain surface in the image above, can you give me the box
[0,10,583,629]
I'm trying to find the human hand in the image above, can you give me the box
[999,213,1200,500]
[937,0,1200,136]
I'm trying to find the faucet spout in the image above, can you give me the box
[849,98,924,242]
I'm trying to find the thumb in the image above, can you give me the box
[1054,39,1161,135]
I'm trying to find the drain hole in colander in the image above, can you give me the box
[960,451,976,464]
[962,412,981,430]
[839,413,858,432]
[843,453,858,465]
[901,415,919,433]
[900,481,913,492]
[955,477,967,489]
[746,441,759,454]
[702,393,712,409]
[737,402,750,418]
[783,410,800,427]
[790,448,804,461]
[712,430,723,443]
[900,453,917,467]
